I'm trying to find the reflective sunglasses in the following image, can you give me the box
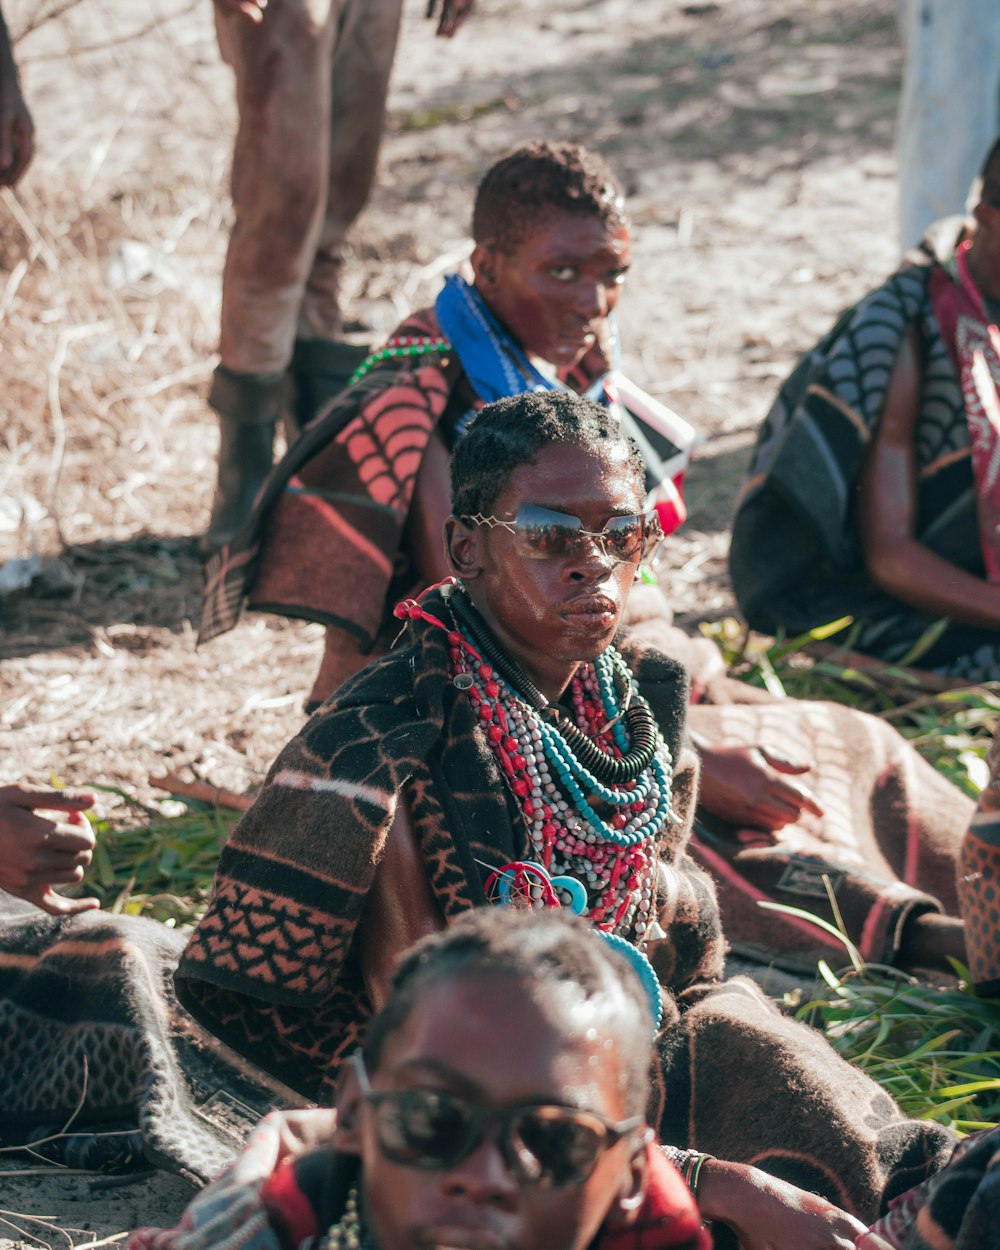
[350,1052,646,1186]
[460,504,663,565]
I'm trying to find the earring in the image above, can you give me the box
[618,1190,644,1213]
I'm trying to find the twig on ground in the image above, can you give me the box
[149,771,254,812]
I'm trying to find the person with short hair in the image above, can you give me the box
[199,141,642,707]
[142,911,874,1250]
[178,390,952,1237]
[201,140,973,977]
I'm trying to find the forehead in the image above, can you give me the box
[505,209,631,264]
[379,973,623,1114]
[495,439,643,519]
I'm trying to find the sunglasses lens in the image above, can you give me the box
[374,1090,473,1168]
[515,506,581,559]
[510,1108,606,1186]
[602,516,644,561]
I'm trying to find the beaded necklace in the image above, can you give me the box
[323,1182,365,1250]
[395,588,677,944]
[347,334,452,387]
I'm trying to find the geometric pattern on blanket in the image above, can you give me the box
[0,898,297,1182]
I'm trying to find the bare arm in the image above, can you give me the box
[859,323,1000,629]
[697,1160,865,1250]
[406,426,454,589]
[357,794,444,1012]
[693,733,824,832]
[0,6,33,186]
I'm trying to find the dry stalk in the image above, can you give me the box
[18,0,201,60]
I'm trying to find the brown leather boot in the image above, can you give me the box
[200,365,289,554]
[286,338,371,440]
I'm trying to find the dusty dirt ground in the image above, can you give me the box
[0,0,906,1239]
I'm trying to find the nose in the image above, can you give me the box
[438,1135,519,1209]
[573,279,609,322]
[563,536,616,583]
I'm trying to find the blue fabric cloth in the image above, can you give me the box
[433,273,614,419]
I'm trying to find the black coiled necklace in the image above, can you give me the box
[448,585,661,785]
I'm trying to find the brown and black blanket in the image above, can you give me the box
[624,596,973,972]
[729,218,1000,677]
[0,895,298,1182]
[176,591,953,1221]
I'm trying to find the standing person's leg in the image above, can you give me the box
[896,0,1000,248]
[290,0,406,430]
[204,0,338,550]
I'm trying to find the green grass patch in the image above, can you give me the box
[797,963,1000,1129]
[84,786,240,925]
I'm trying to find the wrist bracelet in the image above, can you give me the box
[658,1145,713,1196]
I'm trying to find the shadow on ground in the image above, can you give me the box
[0,535,204,659]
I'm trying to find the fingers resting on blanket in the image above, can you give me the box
[0,783,100,915]
[696,743,825,833]
[696,1159,867,1249]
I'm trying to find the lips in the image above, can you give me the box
[413,1225,509,1250]
[562,594,618,623]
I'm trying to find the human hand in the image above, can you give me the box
[697,1160,866,1249]
[0,55,33,186]
[697,743,824,832]
[231,1108,338,1184]
[0,784,99,914]
[426,0,474,38]
[213,0,267,26]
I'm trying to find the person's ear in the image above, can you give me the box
[445,516,483,581]
[331,1056,365,1156]
[471,242,500,295]
[603,1139,649,1229]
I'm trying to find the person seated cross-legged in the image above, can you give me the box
[199,139,973,976]
[177,392,953,1241]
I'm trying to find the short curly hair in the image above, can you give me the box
[361,907,654,1118]
[472,141,629,255]
[450,391,645,520]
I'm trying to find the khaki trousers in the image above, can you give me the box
[215,0,405,376]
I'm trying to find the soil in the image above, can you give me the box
[0,0,905,1240]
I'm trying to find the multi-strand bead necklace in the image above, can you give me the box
[395,589,677,945]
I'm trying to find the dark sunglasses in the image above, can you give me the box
[460,504,663,565]
[350,1052,646,1187]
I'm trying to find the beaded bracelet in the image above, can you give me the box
[659,1144,713,1197]
[347,335,452,386]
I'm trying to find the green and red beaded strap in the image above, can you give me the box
[348,334,452,387]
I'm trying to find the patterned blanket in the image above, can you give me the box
[199,308,464,649]
[0,896,298,1182]
[862,1128,1000,1249]
[177,591,953,1221]
[729,220,1000,673]
[625,608,972,972]
[177,589,714,1103]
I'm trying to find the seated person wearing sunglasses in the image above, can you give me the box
[177,392,952,1232]
[141,909,873,1250]
[197,138,971,977]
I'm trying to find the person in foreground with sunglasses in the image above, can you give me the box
[143,910,874,1250]
[177,391,951,1243]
